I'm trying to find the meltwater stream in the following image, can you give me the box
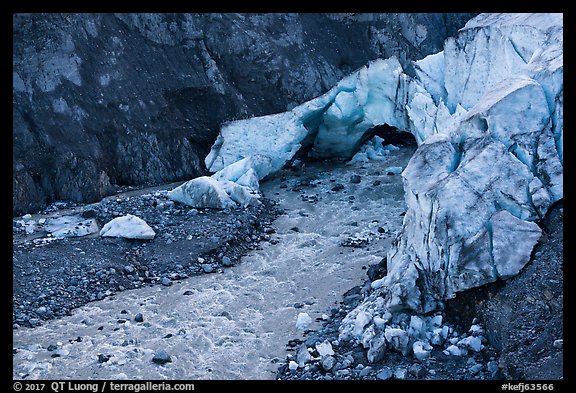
[13,146,415,380]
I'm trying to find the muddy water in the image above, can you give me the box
[12,146,415,380]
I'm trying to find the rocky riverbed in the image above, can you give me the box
[275,202,563,381]
[12,142,411,379]
[13,186,281,329]
[12,142,563,381]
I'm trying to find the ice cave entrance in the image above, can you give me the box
[369,125,416,148]
[292,123,417,167]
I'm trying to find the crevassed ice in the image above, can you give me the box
[338,12,562,355]
[182,13,562,357]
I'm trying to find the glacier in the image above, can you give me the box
[338,12,563,350]
[183,13,562,357]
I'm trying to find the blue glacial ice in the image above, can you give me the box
[337,13,562,353]
[177,12,562,355]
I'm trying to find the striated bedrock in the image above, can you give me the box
[339,13,562,346]
[12,12,474,216]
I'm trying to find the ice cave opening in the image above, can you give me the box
[367,124,417,149]
[290,123,417,167]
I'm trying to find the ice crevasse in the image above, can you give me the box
[170,13,563,346]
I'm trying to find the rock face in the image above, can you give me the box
[477,202,563,379]
[12,13,475,216]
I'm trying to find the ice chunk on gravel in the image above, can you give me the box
[44,215,99,238]
[315,340,335,357]
[295,312,312,330]
[413,340,432,361]
[429,326,450,345]
[458,336,484,352]
[296,344,311,367]
[361,325,376,349]
[385,166,403,175]
[443,344,464,357]
[384,327,410,356]
[353,310,372,338]
[429,315,443,327]
[373,316,386,329]
[367,333,387,363]
[100,215,155,240]
[408,315,426,339]
[469,324,485,335]
[167,176,235,210]
[288,360,298,371]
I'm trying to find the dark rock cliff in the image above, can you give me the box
[13,13,475,216]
